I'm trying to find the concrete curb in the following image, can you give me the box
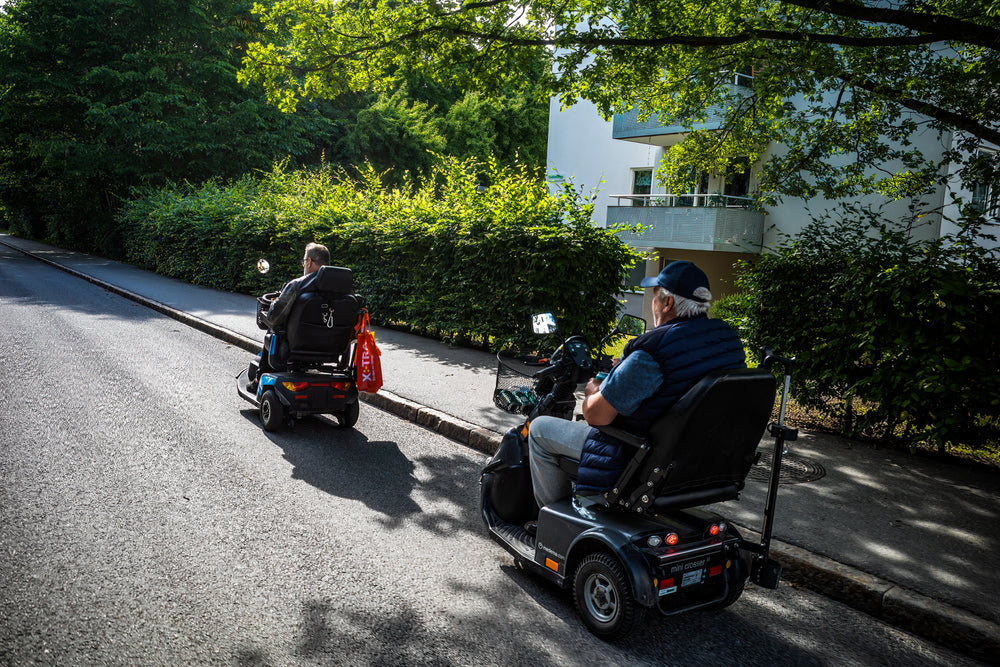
[5,237,998,664]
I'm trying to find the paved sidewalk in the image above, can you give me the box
[3,234,998,663]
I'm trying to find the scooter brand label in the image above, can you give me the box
[670,558,706,574]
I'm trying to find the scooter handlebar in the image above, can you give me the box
[761,347,795,375]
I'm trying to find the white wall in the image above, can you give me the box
[546,98,663,228]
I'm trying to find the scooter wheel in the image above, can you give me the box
[260,390,284,432]
[573,553,640,641]
[335,400,359,429]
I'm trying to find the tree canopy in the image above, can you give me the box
[240,0,1000,203]
[0,0,326,253]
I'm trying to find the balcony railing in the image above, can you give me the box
[608,194,765,252]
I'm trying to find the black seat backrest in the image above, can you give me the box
[613,368,776,513]
[284,266,362,361]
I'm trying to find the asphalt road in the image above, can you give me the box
[0,247,983,666]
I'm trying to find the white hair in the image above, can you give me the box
[658,286,712,317]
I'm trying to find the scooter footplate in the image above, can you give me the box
[490,520,536,560]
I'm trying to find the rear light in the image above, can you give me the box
[709,523,720,536]
[647,535,662,548]
[282,381,309,391]
[665,532,679,546]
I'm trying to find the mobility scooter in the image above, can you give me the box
[237,264,366,431]
[481,314,795,639]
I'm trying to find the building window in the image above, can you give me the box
[971,150,999,217]
[632,169,652,207]
[724,160,751,204]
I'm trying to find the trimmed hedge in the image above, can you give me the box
[119,158,640,349]
[717,203,1000,455]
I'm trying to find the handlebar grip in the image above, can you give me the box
[761,347,795,373]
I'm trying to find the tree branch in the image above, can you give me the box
[777,0,1000,50]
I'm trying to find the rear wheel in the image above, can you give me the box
[260,390,284,432]
[335,400,359,428]
[573,553,640,641]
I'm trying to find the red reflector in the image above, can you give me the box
[295,395,308,400]
[659,578,675,589]
[709,565,722,577]
[311,382,331,387]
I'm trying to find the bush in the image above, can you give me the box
[119,158,640,349]
[724,203,1000,454]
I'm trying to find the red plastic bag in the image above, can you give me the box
[354,310,382,393]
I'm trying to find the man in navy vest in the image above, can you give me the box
[527,260,746,509]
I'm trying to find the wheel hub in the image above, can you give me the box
[586,573,618,621]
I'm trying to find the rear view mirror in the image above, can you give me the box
[256,259,270,274]
[615,314,646,337]
[532,313,558,335]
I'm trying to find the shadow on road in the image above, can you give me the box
[240,410,422,525]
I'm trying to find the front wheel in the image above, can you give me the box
[335,400,359,428]
[260,390,284,432]
[573,553,640,641]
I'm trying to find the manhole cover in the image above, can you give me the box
[747,452,826,484]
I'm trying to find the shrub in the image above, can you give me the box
[725,202,1000,454]
[119,158,640,349]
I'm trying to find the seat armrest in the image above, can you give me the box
[593,425,646,448]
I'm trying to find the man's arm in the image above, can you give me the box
[264,280,298,329]
[583,350,664,427]
[582,378,618,426]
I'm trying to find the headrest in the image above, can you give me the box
[312,265,353,294]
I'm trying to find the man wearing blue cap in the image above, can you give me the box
[527,260,747,510]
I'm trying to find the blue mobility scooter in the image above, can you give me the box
[237,265,366,431]
[481,314,796,640]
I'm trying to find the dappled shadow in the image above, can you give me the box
[225,581,928,666]
[713,431,1000,625]
[407,453,488,538]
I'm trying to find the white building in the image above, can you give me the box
[546,92,996,311]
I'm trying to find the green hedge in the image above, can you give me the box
[119,158,640,349]
[718,204,1000,455]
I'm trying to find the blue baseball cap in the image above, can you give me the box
[639,261,711,302]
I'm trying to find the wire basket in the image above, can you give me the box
[494,354,544,414]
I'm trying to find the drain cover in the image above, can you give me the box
[747,452,827,484]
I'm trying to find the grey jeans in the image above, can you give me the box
[527,416,593,508]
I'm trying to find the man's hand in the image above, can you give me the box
[582,377,618,426]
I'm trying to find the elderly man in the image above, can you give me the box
[527,260,747,509]
[248,242,329,391]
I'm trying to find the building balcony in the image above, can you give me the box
[612,77,753,144]
[608,194,765,253]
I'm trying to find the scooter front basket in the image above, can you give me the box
[494,353,543,414]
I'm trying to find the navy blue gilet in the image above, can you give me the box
[575,315,746,495]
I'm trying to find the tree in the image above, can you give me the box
[0,0,327,254]
[239,0,1000,203]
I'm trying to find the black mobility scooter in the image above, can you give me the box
[481,315,796,640]
[237,265,366,431]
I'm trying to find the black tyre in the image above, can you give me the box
[573,553,640,641]
[260,390,284,432]
[335,400,359,428]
